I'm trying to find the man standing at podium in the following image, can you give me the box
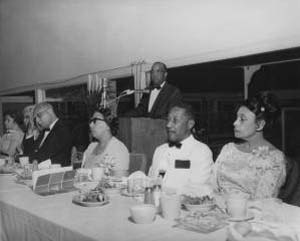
[149,103,213,194]
[125,62,182,119]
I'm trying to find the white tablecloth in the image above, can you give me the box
[0,175,227,241]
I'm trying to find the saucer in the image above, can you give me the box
[72,194,109,207]
[228,214,254,222]
[121,189,144,197]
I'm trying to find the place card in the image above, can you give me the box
[33,167,76,196]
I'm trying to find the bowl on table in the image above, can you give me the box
[182,195,215,213]
[129,204,156,224]
[183,202,215,213]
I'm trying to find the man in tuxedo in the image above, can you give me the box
[30,102,72,166]
[125,62,182,119]
[148,103,213,194]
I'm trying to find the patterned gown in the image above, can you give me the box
[213,142,286,200]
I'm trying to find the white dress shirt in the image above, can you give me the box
[149,135,213,194]
[39,118,58,147]
[148,81,166,112]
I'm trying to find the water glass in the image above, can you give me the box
[160,192,181,220]
[226,193,248,219]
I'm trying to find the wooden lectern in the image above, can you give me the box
[117,117,167,173]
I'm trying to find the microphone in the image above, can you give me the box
[106,89,149,106]
[119,89,149,96]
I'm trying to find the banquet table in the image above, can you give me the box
[0,175,228,241]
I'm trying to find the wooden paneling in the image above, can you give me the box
[117,118,167,173]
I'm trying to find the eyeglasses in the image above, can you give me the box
[35,108,50,119]
[89,117,105,124]
[151,69,165,73]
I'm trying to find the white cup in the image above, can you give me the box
[19,156,29,167]
[92,167,104,181]
[160,192,181,220]
[0,158,6,166]
[226,194,248,219]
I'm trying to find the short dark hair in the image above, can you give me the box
[238,91,281,130]
[168,102,195,121]
[3,109,23,126]
[92,107,118,136]
[152,62,168,73]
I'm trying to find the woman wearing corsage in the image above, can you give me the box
[81,108,129,177]
[213,92,286,200]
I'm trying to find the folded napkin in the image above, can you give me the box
[38,159,51,170]
[32,166,73,190]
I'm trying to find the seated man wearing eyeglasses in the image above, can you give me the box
[148,103,213,194]
[81,108,129,177]
[30,102,72,166]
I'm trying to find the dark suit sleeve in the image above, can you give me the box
[47,124,72,166]
[149,84,183,119]
[123,93,150,117]
[30,121,73,166]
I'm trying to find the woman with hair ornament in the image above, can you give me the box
[212,92,286,200]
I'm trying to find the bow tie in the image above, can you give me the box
[151,85,161,90]
[168,141,182,149]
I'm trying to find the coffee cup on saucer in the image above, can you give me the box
[226,193,249,219]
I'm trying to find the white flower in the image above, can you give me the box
[100,154,115,175]
[249,146,272,170]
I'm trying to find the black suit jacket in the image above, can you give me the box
[125,83,182,119]
[30,119,72,166]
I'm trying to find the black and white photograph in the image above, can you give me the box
[1,0,300,240]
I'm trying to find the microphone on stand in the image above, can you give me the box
[119,88,150,96]
[106,89,149,106]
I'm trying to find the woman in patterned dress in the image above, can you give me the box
[81,108,129,177]
[213,92,286,200]
[0,110,24,158]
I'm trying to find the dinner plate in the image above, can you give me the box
[228,213,255,222]
[0,172,13,176]
[0,169,14,175]
[72,194,109,207]
[121,189,144,197]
